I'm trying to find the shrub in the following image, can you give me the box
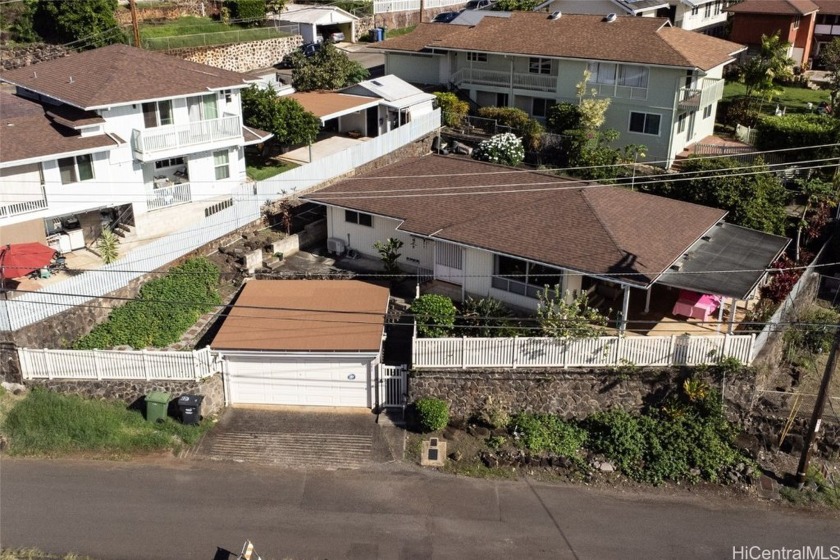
[785,304,840,354]
[546,102,582,134]
[512,413,587,457]
[415,397,449,432]
[224,0,266,22]
[434,91,469,127]
[75,258,221,349]
[457,296,524,337]
[755,114,840,157]
[477,106,543,150]
[472,132,525,166]
[475,395,510,429]
[411,294,457,337]
[586,409,646,476]
[716,98,760,128]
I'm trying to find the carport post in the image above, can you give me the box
[727,298,737,334]
[716,301,725,333]
[619,286,631,335]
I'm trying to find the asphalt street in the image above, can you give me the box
[1,458,838,560]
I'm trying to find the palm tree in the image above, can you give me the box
[742,33,794,111]
[97,227,120,264]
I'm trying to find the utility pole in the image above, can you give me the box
[129,0,142,49]
[795,322,840,487]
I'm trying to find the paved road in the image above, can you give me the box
[1,458,838,560]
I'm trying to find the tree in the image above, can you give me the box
[741,33,794,109]
[290,43,369,91]
[576,69,610,131]
[492,0,538,9]
[33,0,126,47]
[818,36,840,109]
[546,103,582,134]
[374,238,404,277]
[410,294,456,338]
[637,157,789,235]
[477,106,543,151]
[537,286,609,338]
[4,0,40,43]
[241,85,321,146]
[434,92,469,127]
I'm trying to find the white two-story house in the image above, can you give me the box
[376,13,745,167]
[0,44,270,250]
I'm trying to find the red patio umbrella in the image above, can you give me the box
[0,242,57,279]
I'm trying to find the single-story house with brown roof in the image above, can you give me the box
[374,13,746,167]
[211,279,391,408]
[304,155,789,334]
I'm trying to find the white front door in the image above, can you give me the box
[435,241,464,285]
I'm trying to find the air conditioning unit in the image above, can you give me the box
[327,237,346,256]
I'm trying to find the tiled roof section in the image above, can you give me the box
[727,0,819,14]
[0,92,121,164]
[242,126,273,145]
[814,0,840,13]
[378,13,745,70]
[304,155,727,285]
[210,279,390,352]
[0,44,251,110]
[372,22,464,52]
[288,92,379,118]
[45,104,105,129]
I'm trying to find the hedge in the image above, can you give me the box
[755,113,840,157]
[224,0,266,22]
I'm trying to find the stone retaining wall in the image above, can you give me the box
[170,36,303,72]
[28,372,225,418]
[114,1,210,25]
[1,43,70,71]
[409,367,758,422]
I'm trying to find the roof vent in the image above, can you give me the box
[605,12,617,22]
[32,71,37,79]
[549,10,562,19]
[68,76,74,84]
[702,235,712,242]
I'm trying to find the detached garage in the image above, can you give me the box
[212,280,390,408]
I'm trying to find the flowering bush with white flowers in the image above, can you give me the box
[472,132,525,166]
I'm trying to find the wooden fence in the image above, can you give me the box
[18,347,217,381]
[412,334,755,369]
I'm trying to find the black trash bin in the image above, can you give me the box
[178,394,204,425]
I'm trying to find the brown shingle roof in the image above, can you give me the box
[814,0,840,13]
[288,92,379,118]
[0,44,251,110]
[304,155,727,286]
[0,92,121,165]
[377,14,745,70]
[211,280,390,352]
[727,0,819,14]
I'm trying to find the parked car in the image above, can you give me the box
[465,0,491,9]
[433,10,462,22]
[328,31,346,43]
[277,42,321,68]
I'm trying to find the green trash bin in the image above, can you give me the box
[145,391,170,423]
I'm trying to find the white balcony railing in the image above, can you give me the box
[146,182,192,211]
[677,77,725,111]
[132,115,241,159]
[451,68,556,92]
[0,189,48,219]
[588,81,648,100]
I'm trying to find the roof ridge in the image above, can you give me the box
[579,189,626,258]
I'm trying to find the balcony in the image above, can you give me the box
[0,187,48,219]
[131,115,242,161]
[451,68,556,93]
[677,77,725,112]
[146,181,192,211]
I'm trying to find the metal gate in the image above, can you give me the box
[434,241,464,285]
[378,364,408,408]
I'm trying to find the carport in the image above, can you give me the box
[275,3,358,44]
[211,279,390,408]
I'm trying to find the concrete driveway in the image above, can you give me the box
[188,406,402,470]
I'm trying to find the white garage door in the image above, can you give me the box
[226,356,371,408]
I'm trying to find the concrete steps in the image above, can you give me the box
[196,432,373,469]
[114,223,137,243]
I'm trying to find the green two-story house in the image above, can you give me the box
[376,12,745,168]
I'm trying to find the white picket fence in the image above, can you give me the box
[373,0,464,13]
[412,334,756,369]
[256,110,440,202]
[18,347,218,381]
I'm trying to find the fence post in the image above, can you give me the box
[562,339,568,369]
[461,336,467,369]
[512,336,518,369]
[192,349,200,380]
[668,335,676,366]
[748,333,756,365]
[142,349,150,381]
[722,334,731,362]
[44,349,54,381]
[93,350,102,381]
[614,336,622,366]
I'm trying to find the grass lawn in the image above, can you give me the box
[386,26,417,39]
[246,159,298,181]
[722,82,830,112]
[139,16,289,50]
[1,389,211,457]
[0,549,95,560]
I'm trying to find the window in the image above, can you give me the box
[213,150,230,180]
[691,6,699,15]
[345,210,373,227]
[491,255,563,299]
[588,62,649,92]
[205,198,233,217]
[496,92,509,107]
[528,57,551,75]
[629,112,661,135]
[188,94,219,122]
[793,15,801,28]
[142,100,173,128]
[703,105,713,119]
[532,98,556,118]
[154,157,185,169]
[466,52,487,62]
[677,112,687,134]
[58,154,94,184]
[588,62,617,84]
[714,0,722,15]
[704,3,712,17]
